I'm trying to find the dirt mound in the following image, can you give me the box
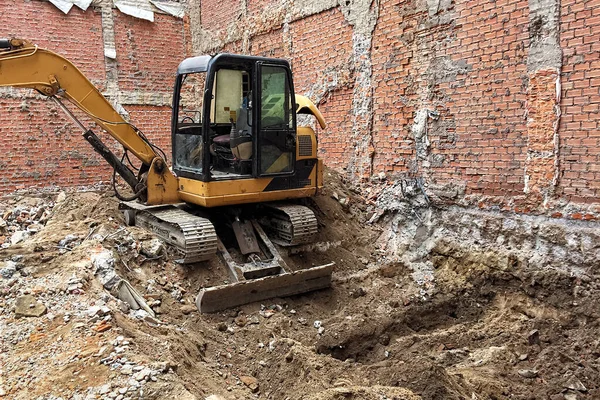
[1,170,599,399]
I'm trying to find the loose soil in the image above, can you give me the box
[1,169,597,400]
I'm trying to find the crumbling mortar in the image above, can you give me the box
[400,1,459,183]
[98,0,126,118]
[185,0,202,55]
[340,0,380,180]
[523,0,562,203]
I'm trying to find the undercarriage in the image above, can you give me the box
[119,201,333,312]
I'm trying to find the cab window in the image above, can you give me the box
[259,65,294,175]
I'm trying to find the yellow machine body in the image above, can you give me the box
[0,39,325,208]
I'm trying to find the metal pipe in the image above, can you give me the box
[51,95,87,133]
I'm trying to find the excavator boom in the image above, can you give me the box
[0,39,157,164]
[0,38,179,204]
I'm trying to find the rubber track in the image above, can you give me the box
[262,204,318,246]
[137,207,217,264]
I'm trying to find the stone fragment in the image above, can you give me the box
[518,369,538,379]
[240,375,259,392]
[0,261,17,279]
[87,305,102,317]
[58,234,79,247]
[26,223,43,233]
[10,231,29,245]
[350,287,366,298]
[564,377,587,392]
[140,238,164,258]
[234,314,247,327]
[100,384,111,394]
[56,191,66,203]
[527,329,540,345]
[156,276,167,286]
[15,295,47,317]
[259,309,276,318]
[180,304,196,315]
[133,368,151,381]
[93,249,120,290]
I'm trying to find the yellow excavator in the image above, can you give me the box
[0,38,333,312]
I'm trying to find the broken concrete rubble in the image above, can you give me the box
[91,246,156,319]
[93,248,121,290]
[0,261,17,279]
[139,238,164,259]
[14,294,47,317]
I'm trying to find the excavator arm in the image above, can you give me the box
[0,38,179,204]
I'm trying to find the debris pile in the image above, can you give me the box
[0,195,55,248]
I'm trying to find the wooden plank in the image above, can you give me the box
[195,263,334,313]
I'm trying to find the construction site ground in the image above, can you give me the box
[1,169,597,400]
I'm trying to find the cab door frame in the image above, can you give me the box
[254,61,297,178]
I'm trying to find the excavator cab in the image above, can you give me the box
[171,54,296,182]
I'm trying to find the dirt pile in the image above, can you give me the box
[1,170,599,400]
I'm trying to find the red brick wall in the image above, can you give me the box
[250,29,285,58]
[125,106,174,159]
[315,88,355,171]
[289,9,353,94]
[200,0,241,32]
[0,3,185,193]
[288,9,354,171]
[371,0,420,176]
[371,0,531,198]
[3,0,600,213]
[207,0,599,212]
[247,0,278,18]
[114,12,186,92]
[558,0,600,203]
[1,2,105,82]
[436,0,530,197]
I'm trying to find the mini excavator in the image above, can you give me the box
[0,38,333,312]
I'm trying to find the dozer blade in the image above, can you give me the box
[195,262,334,313]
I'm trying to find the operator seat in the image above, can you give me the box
[212,134,230,147]
[231,105,252,160]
